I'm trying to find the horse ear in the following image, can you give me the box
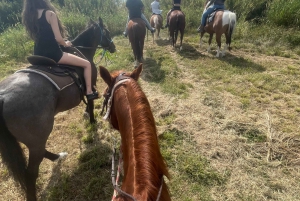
[99,17,103,27]
[130,64,143,81]
[99,66,113,86]
[89,18,96,25]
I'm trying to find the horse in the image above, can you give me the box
[150,14,163,43]
[168,10,185,51]
[127,18,146,68]
[199,9,236,57]
[99,64,171,201]
[0,17,115,201]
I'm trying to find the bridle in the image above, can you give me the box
[74,23,114,51]
[100,73,131,121]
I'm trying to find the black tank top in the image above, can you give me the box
[34,10,63,62]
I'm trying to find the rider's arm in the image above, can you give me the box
[46,11,70,47]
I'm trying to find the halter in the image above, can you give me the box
[74,23,114,51]
[101,73,131,121]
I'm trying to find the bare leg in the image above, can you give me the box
[58,52,93,95]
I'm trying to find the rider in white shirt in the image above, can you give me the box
[151,0,162,15]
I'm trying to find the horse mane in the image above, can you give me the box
[111,71,170,200]
[72,23,96,42]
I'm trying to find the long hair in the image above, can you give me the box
[22,0,67,41]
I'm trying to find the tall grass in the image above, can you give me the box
[267,0,300,27]
[0,24,32,62]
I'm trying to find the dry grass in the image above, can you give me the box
[1,30,300,200]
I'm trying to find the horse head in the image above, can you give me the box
[99,64,142,129]
[97,17,116,53]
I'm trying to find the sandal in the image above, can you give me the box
[86,91,99,101]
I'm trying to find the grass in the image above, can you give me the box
[1,21,300,201]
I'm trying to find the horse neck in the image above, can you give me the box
[71,28,98,61]
[112,81,170,200]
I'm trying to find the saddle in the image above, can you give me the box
[207,9,224,24]
[19,50,86,102]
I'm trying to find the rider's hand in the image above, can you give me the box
[65,40,73,47]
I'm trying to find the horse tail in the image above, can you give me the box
[174,14,180,43]
[227,12,236,51]
[154,15,159,29]
[0,99,27,192]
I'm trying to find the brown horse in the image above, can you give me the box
[99,64,171,201]
[127,18,146,68]
[168,10,185,51]
[150,14,163,43]
[199,10,236,57]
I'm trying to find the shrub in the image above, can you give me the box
[267,0,300,27]
[0,0,23,32]
[0,24,32,62]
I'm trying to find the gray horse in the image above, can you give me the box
[0,17,115,201]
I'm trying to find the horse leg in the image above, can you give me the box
[208,34,213,53]
[215,33,222,57]
[44,149,68,161]
[179,29,184,51]
[223,32,230,56]
[26,147,45,201]
[174,29,178,49]
[84,100,95,123]
[199,32,205,48]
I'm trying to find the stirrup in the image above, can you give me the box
[86,91,99,101]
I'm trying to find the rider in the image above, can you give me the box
[151,0,163,16]
[22,0,98,100]
[123,0,156,37]
[165,0,182,28]
[197,0,226,33]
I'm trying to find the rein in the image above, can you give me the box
[73,22,114,61]
[111,148,164,201]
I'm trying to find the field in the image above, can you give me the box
[1,24,300,200]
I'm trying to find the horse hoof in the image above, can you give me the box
[83,112,89,119]
[54,152,68,162]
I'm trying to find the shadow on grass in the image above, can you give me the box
[222,52,266,73]
[177,43,203,60]
[141,57,166,83]
[41,143,113,201]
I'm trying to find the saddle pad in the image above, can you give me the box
[15,68,75,91]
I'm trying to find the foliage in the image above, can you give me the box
[0,0,22,32]
[267,0,300,27]
[0,24,32,62]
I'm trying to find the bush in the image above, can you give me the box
[0,0,23,32]
[0,24,32,62]
[267,0,300,27]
